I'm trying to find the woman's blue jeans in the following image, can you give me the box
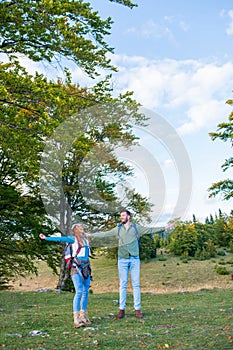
[118,256,141,311]
[71,273,90,312]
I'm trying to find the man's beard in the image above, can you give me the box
[121,217,129,224]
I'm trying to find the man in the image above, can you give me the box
[115,209,164,319]
[91,209,165,319]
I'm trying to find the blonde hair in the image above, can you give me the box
[71,223,82,230]
[72,223,88,245]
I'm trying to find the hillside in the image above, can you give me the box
[11,251,233,293]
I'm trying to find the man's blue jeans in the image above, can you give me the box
[118,256,141,311]
[71,273,90,312]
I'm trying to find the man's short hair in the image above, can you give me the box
[121,209,131,216]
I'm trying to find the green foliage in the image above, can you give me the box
[168,224,202,258]
[0,0,116,76]
[214,265,230,275]
[194,240,217,260]
[139,234,157,261]
[0,0,152,289]
[61,274,75,293]
[104,246,118,260]
[168,214,233,259]
[218,259,226,265]
[229,240,233,253]
[214,217,233,247]
[209,99,233,200]
[0,184,61,289]
[168,223,198,257]
[158,256,167,261]
[109,0,138,8]
[217,250,226,256]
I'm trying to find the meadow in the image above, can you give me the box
[1,251,233,349]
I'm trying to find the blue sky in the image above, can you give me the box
[85,0,233,224]
[91,0,233,61]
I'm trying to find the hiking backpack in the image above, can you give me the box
[64,242,91,279]
[65,243,80,270]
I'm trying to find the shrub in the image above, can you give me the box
[213,217,233,247]
[194,241,217,260]
[229,240,233,253]
[168,223,197,257]
[217,250,226,256]
[139,234,157,260]
[168,222,215,258]
[182,259,189,264]
[214,266,230,275]
[158,256,167,261]
[218,259,226,265]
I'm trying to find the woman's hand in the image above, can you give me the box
[39,233,46,240]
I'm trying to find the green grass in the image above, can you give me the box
[1,289,233,349]
[5,252,233,349]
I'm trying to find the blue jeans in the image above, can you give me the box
[118,256,141,311]
[71,273,90,312]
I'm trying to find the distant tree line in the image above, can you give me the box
[103,209,233,262]
[167,209,233,259]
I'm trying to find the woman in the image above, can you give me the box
[39,224,92,328]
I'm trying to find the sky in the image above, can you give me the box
[82,0,233,225]
[11,0,233,225]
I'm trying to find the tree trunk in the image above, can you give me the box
[56,248,69,290]
[56,193,73,290]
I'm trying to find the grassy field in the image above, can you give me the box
[2,251,233,349]
[1,288,233,349]
[11,250,233,294]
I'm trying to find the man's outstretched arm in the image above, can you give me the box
[89,227,118,248]
[136,225,166,238]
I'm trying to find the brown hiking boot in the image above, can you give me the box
[135,310,144,319]
[79,310,92,325]
[73,312,85,328]
[115,309,125,319]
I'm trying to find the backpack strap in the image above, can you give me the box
[69,240,83,257]
[65,243,73,270]
[75,241,82,256]
[65,240,83,270]
[131,222,139,240]
[117,223,123,238]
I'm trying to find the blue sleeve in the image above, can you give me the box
[45,236,75,243]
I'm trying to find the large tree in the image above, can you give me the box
[208,98,233,200]
[0,0,154,289]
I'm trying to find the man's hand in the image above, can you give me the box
[39,233,46,240]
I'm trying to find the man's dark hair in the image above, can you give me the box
[121,209,131,216]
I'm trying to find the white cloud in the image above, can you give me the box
[178,99,227,134]
[126,26,136,34]
[164,15,174,23]
[226,10,233,35]
[12,52,233,138]
[111,54,233,135]
[179,20,189,32]
[125,19,175,41]
[220,9,225,17]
